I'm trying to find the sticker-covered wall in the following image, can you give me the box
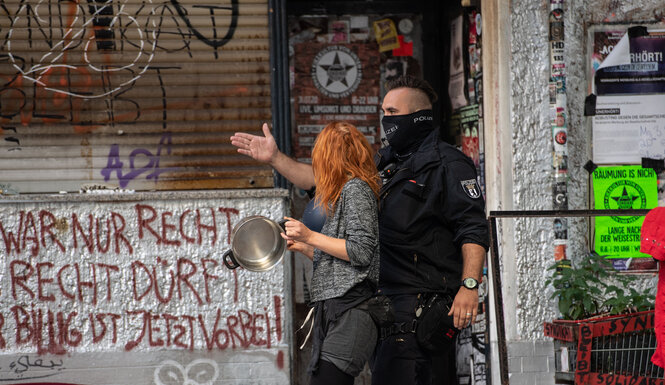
[509,0,664,339]
[0,189,290,384]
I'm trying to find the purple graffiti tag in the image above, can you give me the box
[146,133,174,181]
[101,133,176,188]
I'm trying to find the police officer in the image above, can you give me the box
[371,76,488,385]
[230,75,489,385]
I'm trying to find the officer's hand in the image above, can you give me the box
[448,287,479,329]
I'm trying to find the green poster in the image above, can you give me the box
[593,166,657,258]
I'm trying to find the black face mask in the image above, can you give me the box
[381,110,434,156]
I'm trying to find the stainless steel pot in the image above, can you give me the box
[222,215,286,271]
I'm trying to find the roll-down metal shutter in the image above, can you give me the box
[0,0,272,193]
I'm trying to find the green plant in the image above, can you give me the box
[544,252,655,320]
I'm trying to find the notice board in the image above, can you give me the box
[589,25,665,165]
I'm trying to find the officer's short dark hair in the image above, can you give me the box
[385,75,438,105]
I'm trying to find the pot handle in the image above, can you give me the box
[277,219,287,232]
[223,249,240,270]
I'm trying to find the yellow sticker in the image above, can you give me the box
[373,19,400,52]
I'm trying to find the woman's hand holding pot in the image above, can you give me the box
[282,217,313,243]
[281,216,349,262]
[281,217,314,259]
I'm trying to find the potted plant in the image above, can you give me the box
[544,252,653,321]
[543,252,658,385]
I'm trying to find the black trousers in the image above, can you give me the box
[371,294,458,385]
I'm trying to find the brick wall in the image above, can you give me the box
[507,341,556,385]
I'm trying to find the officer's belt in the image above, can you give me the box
[380,319,418,340]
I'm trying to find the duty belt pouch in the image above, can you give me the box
[357,295,394,328]
[415,293,459,354]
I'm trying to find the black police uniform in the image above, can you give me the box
[371,128,489,385]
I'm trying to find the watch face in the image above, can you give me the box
[463,278,478,289]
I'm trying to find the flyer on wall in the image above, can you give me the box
[592,94,665,164]
[592,165,658,270]
[593,27,665,95]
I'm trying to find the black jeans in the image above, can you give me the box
[371,294,458,385]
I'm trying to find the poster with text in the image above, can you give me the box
[293,43,381,162]
[594,28,665,95]
[590,29,625,81]
[592,94,665,164]
[593,166,657,266]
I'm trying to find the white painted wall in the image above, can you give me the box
[483,0,664,383]
[0,190,291,384]
[506,0,663,342]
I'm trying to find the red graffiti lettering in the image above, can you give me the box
[1,210,66,256]
[97,264,119,302]
[124,310,147,351]
[0,313,5,349]
[130,257,226,305]
[177,258,202,305]
[226,314,245,348]
[11,260,35,299]
[21,211,39,256]
[0,213,23,255]
[179,209,196,243]
[199,309,227,350]
[72,213,95,253]
[36,262,55,301]
[153,258,176,304]
[95,216,112,253]
[218,208,239,244]
[135,204,237,246]
[148,312,164,347]
[10,260,119,304]
[131,261,153,301]
[274,295,282,342]
[201,258,219,303]
[10,305,77,354]
[69,213,120,255]
[195,208,217,245]
[136,204,161,243]
[111,212,133,254]
[161,211,181,246]
[90,313,121,344]
[124,305,281,352]
[39,211,65,252]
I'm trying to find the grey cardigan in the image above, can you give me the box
[310,178,380,302]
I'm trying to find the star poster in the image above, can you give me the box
[292,43,381,161]
[592,166,658,263]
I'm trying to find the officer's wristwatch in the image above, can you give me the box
[461,277,479,290]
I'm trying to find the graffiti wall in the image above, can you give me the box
[0,0,273,193]
[0,190,291,384]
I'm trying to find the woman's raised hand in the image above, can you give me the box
[230,123,278,164]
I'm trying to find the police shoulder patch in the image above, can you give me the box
[460,179,481,199]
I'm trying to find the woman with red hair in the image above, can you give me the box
[282,121,380,385]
